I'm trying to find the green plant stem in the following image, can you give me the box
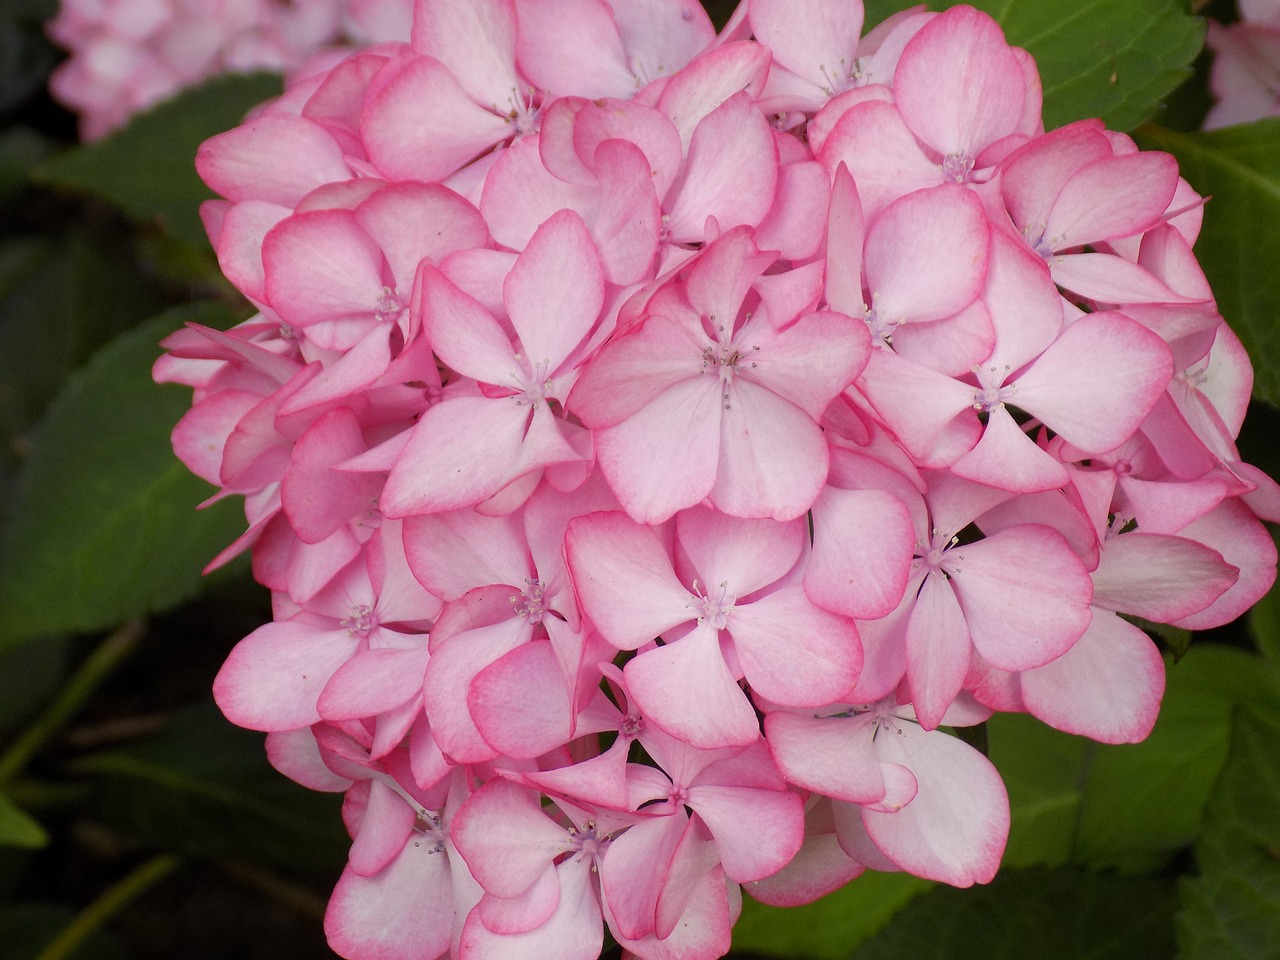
[0,619,144,784]
[35,853,179,960]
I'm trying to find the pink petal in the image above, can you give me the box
[197,114,350,206]
[381,395,529,517]
[504,209,604,371]
[565,511,691,650]
[624,623,760,748]
[949,525,1092,672]
[663,92,778,243]
[1019,610,1165,744]
[593,377,722,524]
[515,0,633,98]
[324,839,453,960]
[749,0,863,90]
[1090,531,1239,620]
[893,5,1024,158]
[213,621,359,732]
[729,586,862,706]
[711,380,829,521]
[348,779,417,876]
[469,640,573,758]
[864,183,990,323]
[1013,311,1174,453]
[676,507,803,598]
[906,574,972,730]
[263,209,386,328]
[362,55,509,182]
[863,725,1008,886]
[807,486,915,619]
[411,0,521,107]
[690,784,804,882]
[764,711,885,804]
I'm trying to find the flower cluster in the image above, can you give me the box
[156,1,1280,957]
[1205,0,1280,128]
[47,0,412,140]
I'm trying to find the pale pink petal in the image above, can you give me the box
[655,42,770,149]
[1019,610,1165,744]
[504,209,604,370]
[213,621,359,732]
[515,0,633,98]
[411,0,521,106]
[949,404,1071,493]
[1013,311,1173,453]
[349,779,417,876]
[624,623,760,748]
[690,784,804,882]
[807,486,915,619]
[324,839,453,960]
[729,587,862,706]
[469,640,573,757]
[863,724,1008,886]
[864,183,990,324]
[565,511,691,650]
[263,209,385,328]
[764,711,885,804]
[197,114,350,206]
[893,5,1024,159]
[1090,532,1238,620]
[381,396,529,517]
[452,779,566,899]
[711,380,829,521]
[593,377,722,524]
[906,574,972,730]
[663,92,778,243]
[1045,152,1179,248]
[362,55,510,182]
[676,507,803,598]
[949,525,1092,671]
[749,0,863,90]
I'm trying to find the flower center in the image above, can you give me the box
[942,151,975,183]
[412,811,447,854]
[374,286,406,323]
[971,364,1016,412]
[510,353,553,405]
[341,604,377,637]
[510,579,547,623]
[689,579,736,629]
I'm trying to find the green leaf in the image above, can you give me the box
[1250,545,1280,664]
[0,904,129,960]
[73,701,348,873]
[1136,120,1280,405]
[0,791,46,848]
[850,867,1178,959]
[32,72,283,248]
[863,0,1204,131]
[987,712,1093,869]
[733,871,933,959]
[0,304,248,648]
[0,232,163,464]
[0,634,69,734]
[1072,646,1280,866]
[1176,709,1280,960]
[987,646,1280,870]
[0,125,52,200]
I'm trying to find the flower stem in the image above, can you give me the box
[0,619,144,785]
[34,853,180,960]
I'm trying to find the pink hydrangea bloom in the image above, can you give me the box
[155,1,1280,958]
[47,0,413,140]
